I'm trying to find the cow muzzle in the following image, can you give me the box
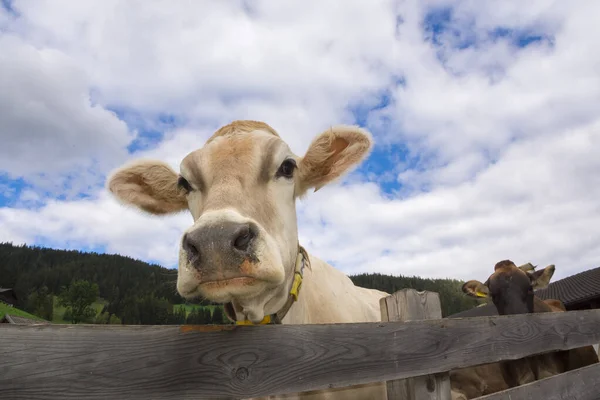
[182,219,260,280]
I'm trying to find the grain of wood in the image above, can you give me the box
[1,309,600,399]
[380,289,451,400]
[477,362,600,400]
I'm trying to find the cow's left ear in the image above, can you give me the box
[462,280,490,298]
[528,264,555,289]
[296,125,372,195]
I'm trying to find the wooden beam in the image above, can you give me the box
[477,363,600,400]
[1,309,600,399]
[381,289,451,400]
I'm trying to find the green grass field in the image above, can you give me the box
[174,303,217,316]
[52,296,108,324]
[0,303,45,321]
[3,299,217,324]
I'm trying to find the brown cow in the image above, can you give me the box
[462,261,598,389]
[448,294,588,400]
[450,363,509,400]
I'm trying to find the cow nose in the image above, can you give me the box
[182,221,258,269]
[182,233,201,264]
[232,223,255,252]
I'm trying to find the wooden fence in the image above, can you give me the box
[1,289,600,399]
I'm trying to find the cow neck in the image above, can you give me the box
[223,244,310,325]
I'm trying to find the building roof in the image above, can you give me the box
[0,288,18,305]
[534,266,600,305]
[447,266,600,319]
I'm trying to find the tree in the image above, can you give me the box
[26,285,54,321]
[203,308,213,324]
[108,314,122,325]
[168,305,187,325]
[58,279,99,324]
[186,307,209,324]
[94,311,110,324]
[211,306,225,324]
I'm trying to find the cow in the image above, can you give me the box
[448,296,580,399]
[462,260,599,390]
[449,362,510,400]
[107,120,390,399]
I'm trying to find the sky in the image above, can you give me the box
[1,0,599,282]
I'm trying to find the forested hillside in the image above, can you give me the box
[0,242,478,323]
[350,273,479,317]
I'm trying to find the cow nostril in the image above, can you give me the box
[233,224,255,251]
[183,233,200,262]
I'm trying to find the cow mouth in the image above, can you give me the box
[199,276,258,289]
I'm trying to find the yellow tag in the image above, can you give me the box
[475,291,488,298]
[290,272,303,301]
[235,314,272,325]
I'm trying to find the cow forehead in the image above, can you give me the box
[181,130,289,183]
[491,260,521,279]
[179,130,295,229]
[489,265,529,291]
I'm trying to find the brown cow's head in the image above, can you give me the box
[106,120,372,323]
[462,260,555,315]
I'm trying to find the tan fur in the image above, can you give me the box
[462,280,489,298]
[297,125,373,195]
[107,159,188,214]
[206,120,280,143]
[517,262,536,273]
[531,264,555,289]
[450,362,510,399]
[543,299,566,311]
[107,120,386,400]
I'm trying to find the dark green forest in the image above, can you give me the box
[0,242,478,324]
[349,273,479,317]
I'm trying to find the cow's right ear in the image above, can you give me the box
[527,264,555,289]
[296,125,373,195]
[107,159,188,215]
[462,280,490,298]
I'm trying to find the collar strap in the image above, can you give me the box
[228,245,309,325]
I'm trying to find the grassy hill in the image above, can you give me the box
[0,303,45,321]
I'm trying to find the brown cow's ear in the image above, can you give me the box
[517,262,536,273]
[462,280,490,298]
[107,159,188,215]
[528,264,555,289]
[295,125,373,196]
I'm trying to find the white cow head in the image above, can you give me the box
[107,120,372,323]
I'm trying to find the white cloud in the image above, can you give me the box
[4,0,400,117]
[1,0,599,286]
[0,34,132,189]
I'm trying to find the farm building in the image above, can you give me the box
[0,288,18,306]
[447,265,600,319]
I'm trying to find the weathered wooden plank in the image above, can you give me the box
[1,309,600,399]
[477,362,600,400]
[381,289,451,400]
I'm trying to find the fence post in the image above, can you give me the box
[380,289,451,400]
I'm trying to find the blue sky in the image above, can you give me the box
[1,1,599,281]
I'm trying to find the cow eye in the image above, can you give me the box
[276,159,297,179]
[177,176,193,193]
